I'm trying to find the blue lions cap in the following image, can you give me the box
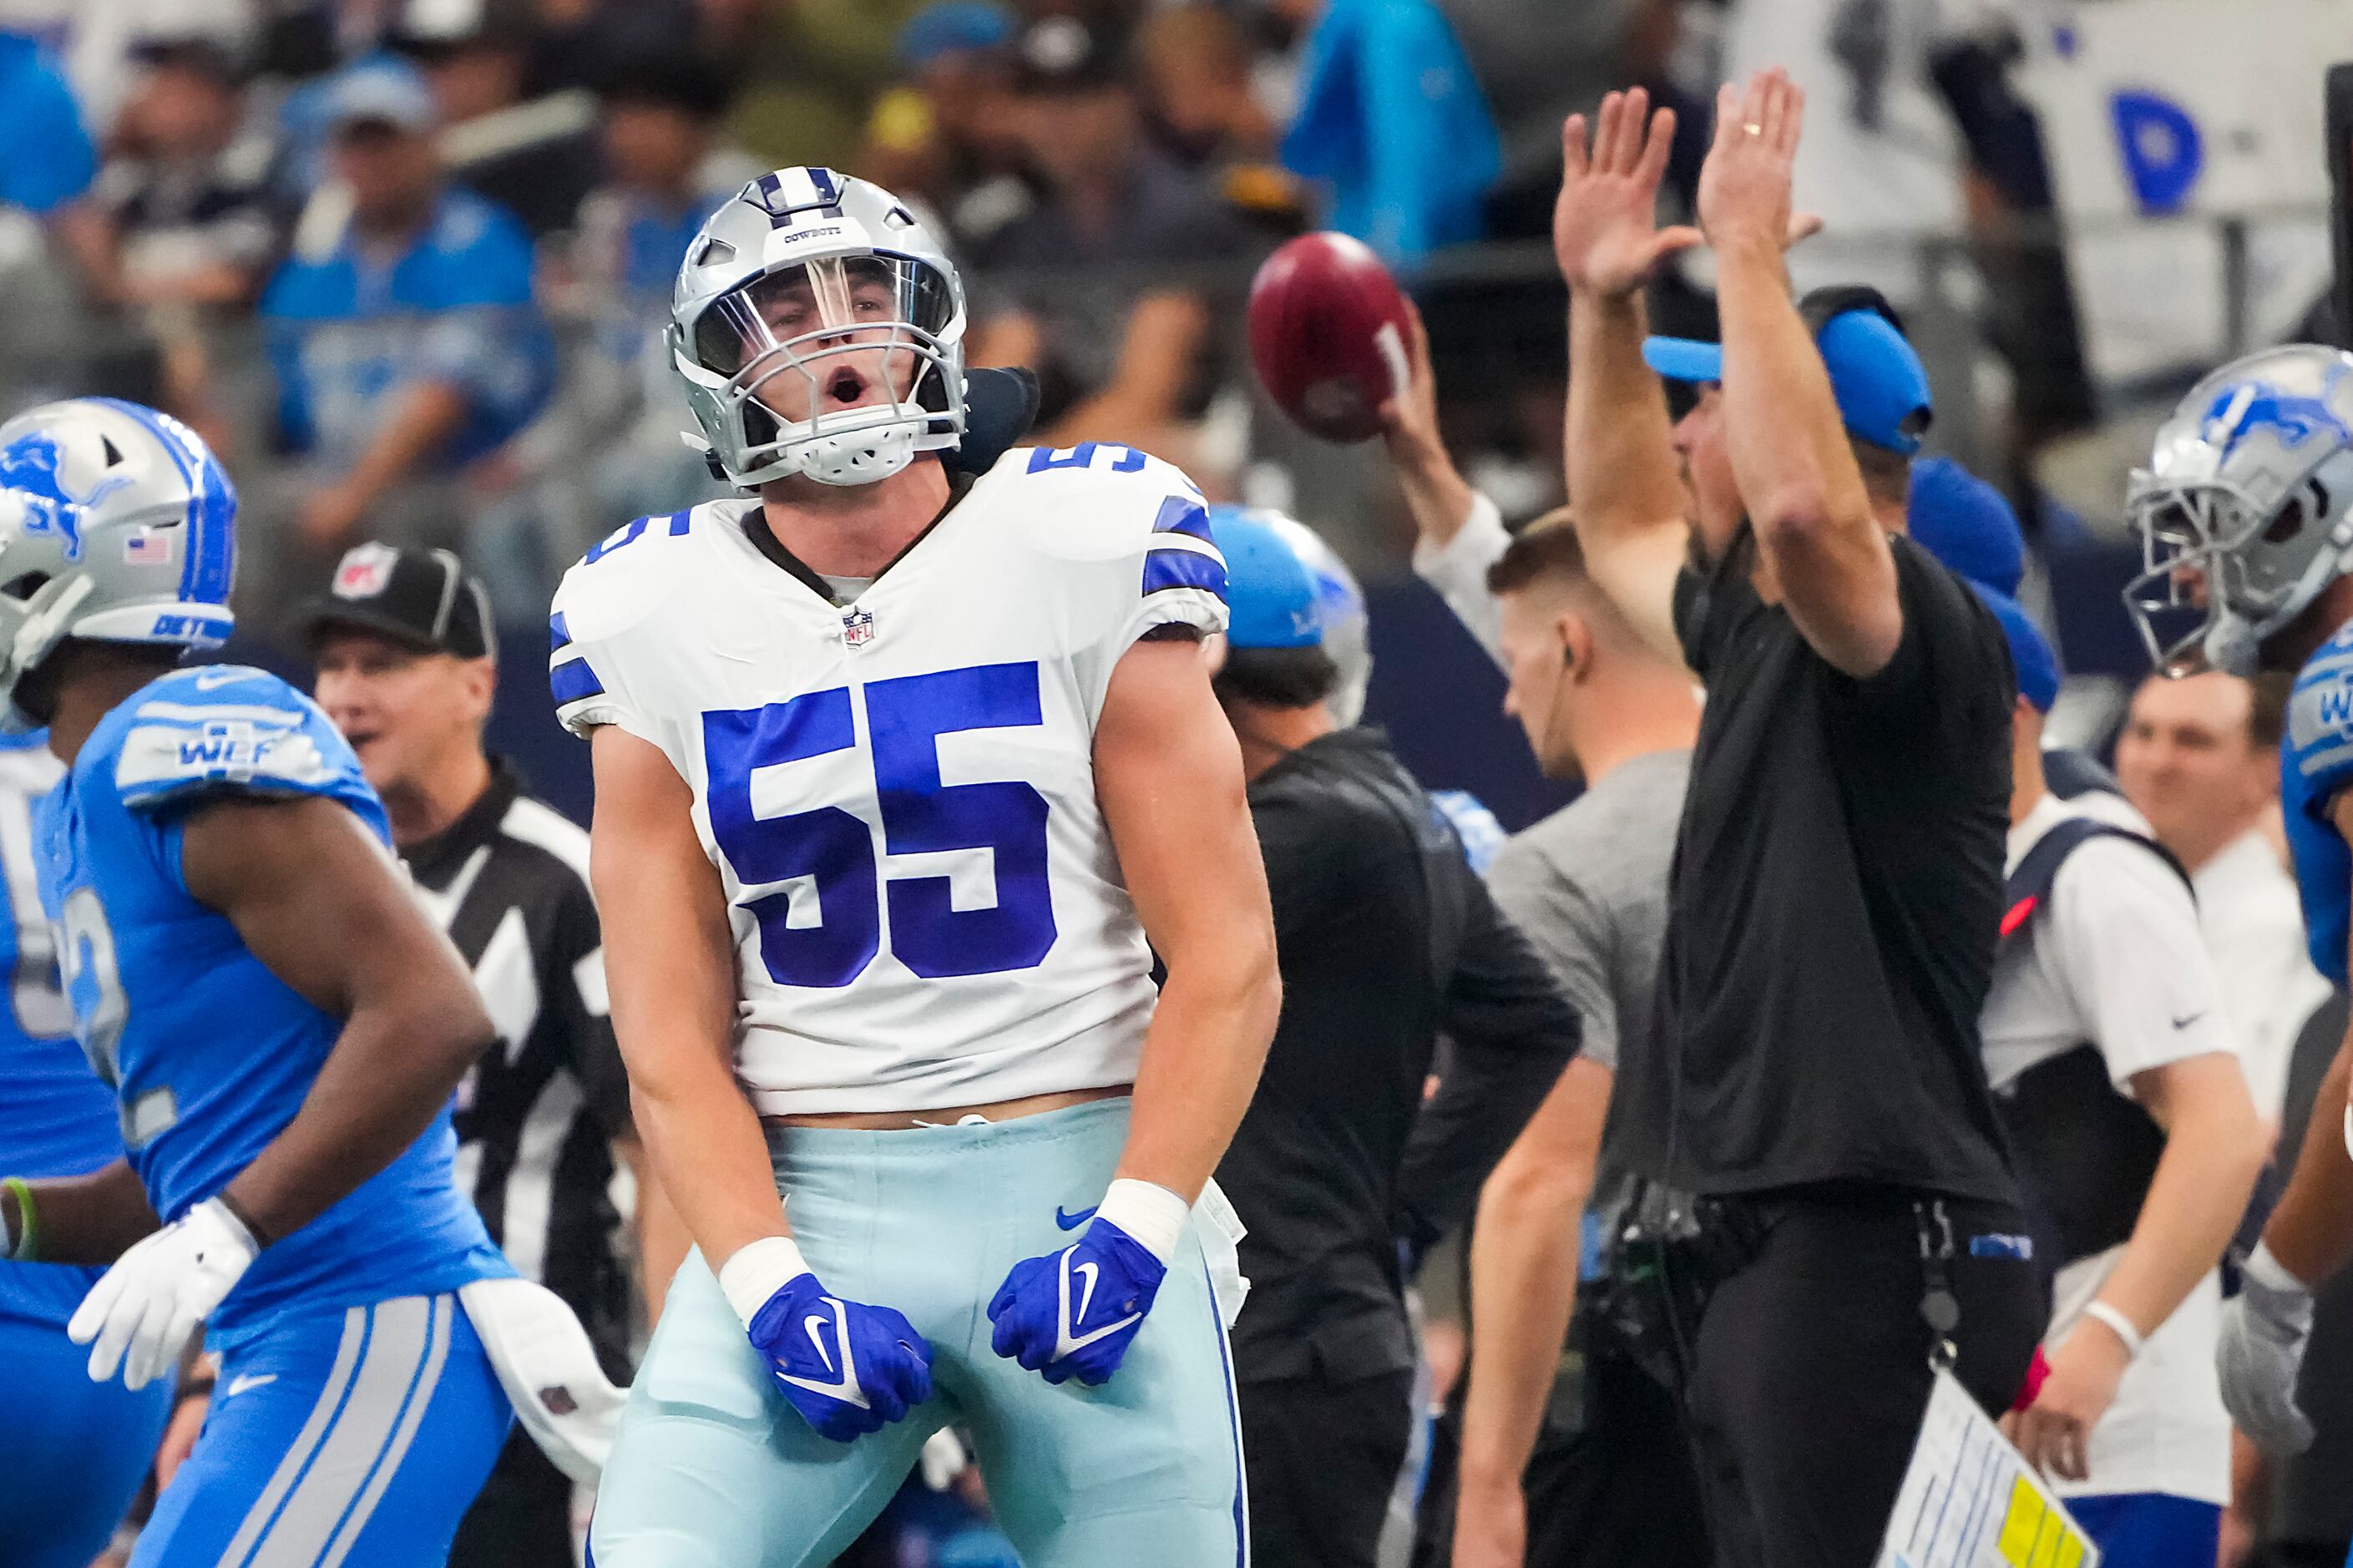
[896,2,1015,73]
[1906,456,2025,597]
[1972,584,2060,711]
[327,63,437,134]
[1207,506,1322,650]
[1642,286,1933,456]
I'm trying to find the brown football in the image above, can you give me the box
[1247,231,1414,444]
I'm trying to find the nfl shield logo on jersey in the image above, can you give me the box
[332,542,400,600]
[842,607,876,650]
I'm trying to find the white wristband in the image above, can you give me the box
[717,1235,812,1329]
[1096,1179,1189,1266]
[2082,1300,2144,1360]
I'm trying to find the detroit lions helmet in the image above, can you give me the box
[670,167,966,488]
[1219,508,1374,725]
[2126,343,2353,675]
[0,397,236,726]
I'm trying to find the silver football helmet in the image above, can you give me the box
[670,167,967,488]
[0,397,237,727]
[2126,343,2353,675]
[1249,508,1372,726]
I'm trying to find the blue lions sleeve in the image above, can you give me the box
[109,665,389,842]
[2283,625,2353,982]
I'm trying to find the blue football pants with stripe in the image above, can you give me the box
[0,1310,175,1568]
[590,1098,1247,1567]
[135,1292,511,1568]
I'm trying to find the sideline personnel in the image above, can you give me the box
[1554,77,2044,1566]
[1205,508,1581,1568]
[297,544,680,1567]
[1975,595,2266,1565]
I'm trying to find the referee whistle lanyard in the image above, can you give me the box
[1915,1199,1961,1372]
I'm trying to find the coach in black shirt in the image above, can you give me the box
[1203,510,1581,1568]
[1554,78,2045,1567]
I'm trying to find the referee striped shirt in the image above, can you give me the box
[405,759,635,1377]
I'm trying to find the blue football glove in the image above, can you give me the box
[722,1238,933,1443]
[987,1181,1188,1387]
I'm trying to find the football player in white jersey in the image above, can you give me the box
[559,166,1279,1565]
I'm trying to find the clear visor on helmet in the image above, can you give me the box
[692,253,953,378]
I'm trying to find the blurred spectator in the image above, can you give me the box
[0,24,98,218]
[68,37,280,448]
[259,65,554,596]
[2116,671,2331,1121]
[858,2,1025,245]
[547,50,755,540]
[393,0,600,240]
[1280,0,1499,269]
[964,13,1257,460]
[1138,5,1275,167]
[85,38,278,311]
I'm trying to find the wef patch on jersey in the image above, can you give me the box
[2290,640,2353,780]
[114,704,338,801]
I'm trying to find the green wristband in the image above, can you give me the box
[3,1176,35,1263]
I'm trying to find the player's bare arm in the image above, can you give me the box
[2007,1050,2266,1479]
[1704,70,1901,678]
[1453,1055,1611,1568]
[587,722,786,1268]
[1556,89,1701,665]
[3,1156,157,1265]
[1093,635,1281,1204]
[176,792,496,1242]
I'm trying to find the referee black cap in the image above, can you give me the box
[295,543,497,661]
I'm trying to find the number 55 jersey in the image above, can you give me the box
[549,444,1228,1114]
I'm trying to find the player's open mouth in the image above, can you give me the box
[825,367,870,407]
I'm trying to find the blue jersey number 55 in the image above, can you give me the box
[703,660,1058,988]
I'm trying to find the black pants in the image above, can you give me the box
[1238,1368,1416,1568]
[448,1429,573,1568]
[1681,1192,2047,1568]
[1414,1352,1710,1568]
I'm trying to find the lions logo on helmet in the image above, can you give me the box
[670,167,967,489]
[0,398,237,727]
[2127,343,2353,676]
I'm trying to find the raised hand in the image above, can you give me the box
[1697,69,1808,255]
[1551,86,1700,300]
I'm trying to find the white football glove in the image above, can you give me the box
[2217,1240,2317,1456]
[69,1198,258,1390]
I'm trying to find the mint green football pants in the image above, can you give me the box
[588,1097,1248,1566]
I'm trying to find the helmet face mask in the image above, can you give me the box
[2125,345,2353,677]
[671,170,968,489]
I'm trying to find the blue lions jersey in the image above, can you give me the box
[0,730,123,1327]
[33,666,508,1349]
[2284,621,2353,983]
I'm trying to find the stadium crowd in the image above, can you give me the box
[6,2,2353,1568]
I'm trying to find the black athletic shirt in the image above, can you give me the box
[405,760,636,1378]
[1216,728,1581,1383]
[1623,529,2020,1203]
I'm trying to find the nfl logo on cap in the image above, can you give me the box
[842,607,875,649]
[332,543,400,600]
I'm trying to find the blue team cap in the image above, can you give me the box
[327,63,436,133]
[896,2,1015,72]
[1207,506,1322,650]
[1972,584,2060,711]
[1642,286,1933,457]
[1907,456,2025,596]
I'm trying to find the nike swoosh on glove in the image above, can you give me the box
[70,1197,258,1391]
[987,1217,1166,1387]
[2218,1241,2317,1455]
[725,1240,933,1443]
